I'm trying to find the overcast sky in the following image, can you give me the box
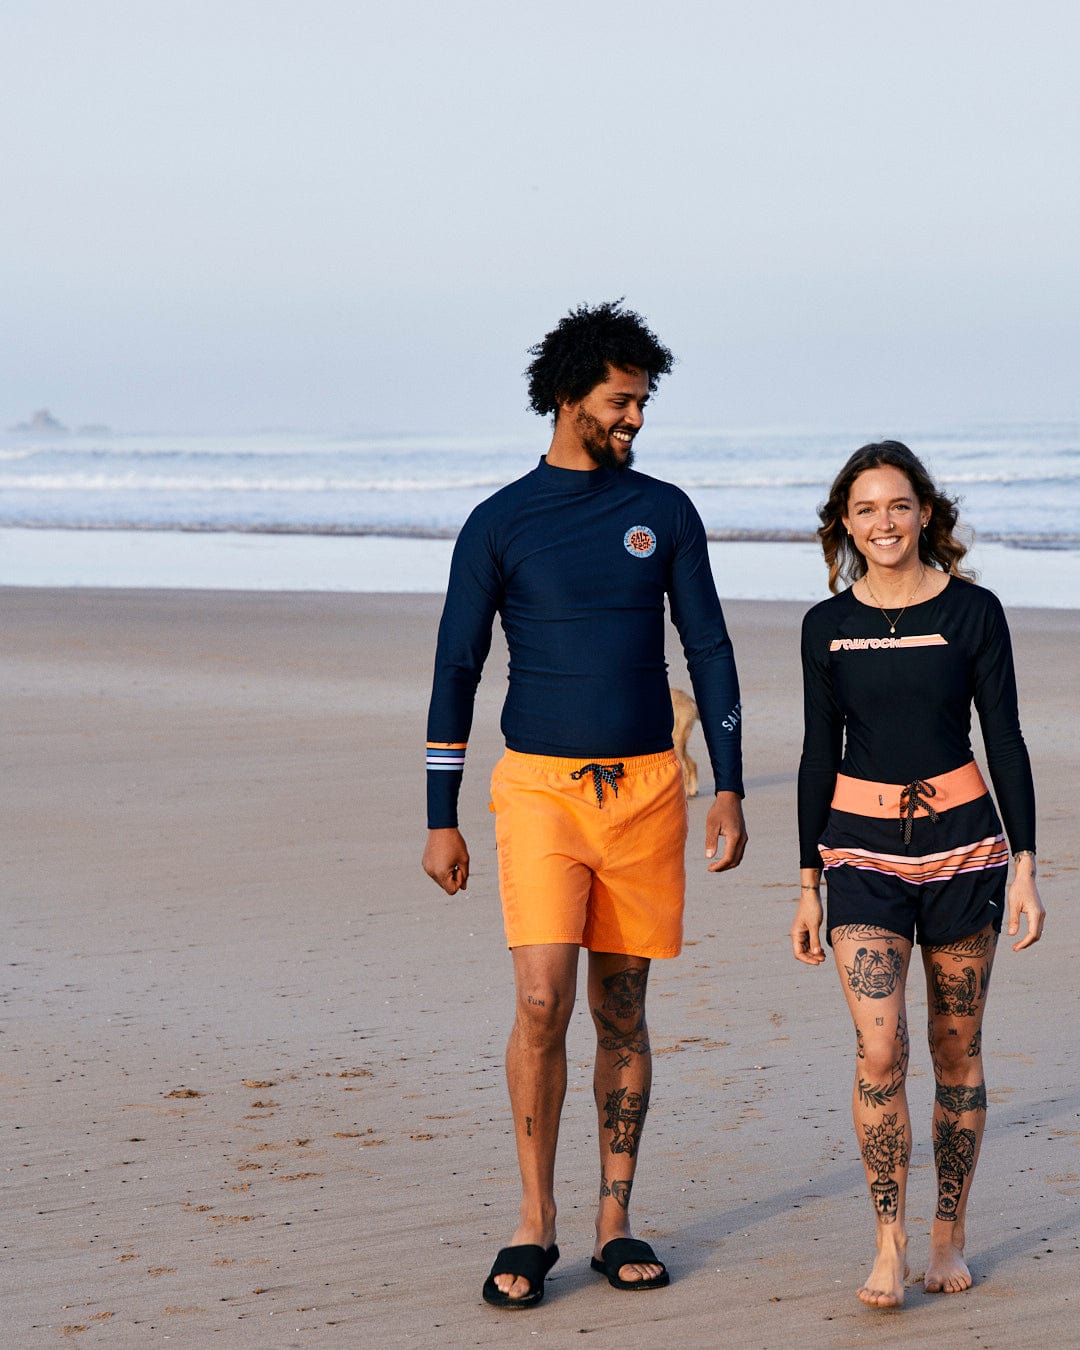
[2,0,1077,433]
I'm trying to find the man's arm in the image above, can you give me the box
[667,500,746,869]
[423,515,501,885]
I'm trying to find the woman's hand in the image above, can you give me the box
[791,886,827,965]
[1007,858,1045,951]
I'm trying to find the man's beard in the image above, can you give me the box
[576,408,634,471]
[586,441,634,471]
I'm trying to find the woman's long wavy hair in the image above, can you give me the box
[818,440,976,594]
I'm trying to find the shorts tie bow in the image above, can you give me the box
[571,761,625,808]
[899,778,940,843]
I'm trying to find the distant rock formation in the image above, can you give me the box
[10,408,68,433]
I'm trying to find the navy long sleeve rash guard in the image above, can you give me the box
[426,458,743,828]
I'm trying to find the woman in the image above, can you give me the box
[790,440,1045,1309]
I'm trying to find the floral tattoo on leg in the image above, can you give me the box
[860,1112,910,1223]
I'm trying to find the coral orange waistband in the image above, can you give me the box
[831,761,987,819]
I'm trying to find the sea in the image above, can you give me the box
[3,421,1080,603]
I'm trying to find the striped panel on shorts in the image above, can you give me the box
[819,835,1009,885]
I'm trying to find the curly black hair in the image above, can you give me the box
[818,440,976,593]
[525,299,674,419]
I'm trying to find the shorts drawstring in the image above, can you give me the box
[571,761,625,808]
[899,779,940,843]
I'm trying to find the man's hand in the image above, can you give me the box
[422,828,470,894]
[704,791,747,872]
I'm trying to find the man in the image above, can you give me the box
[422,300,746,1308]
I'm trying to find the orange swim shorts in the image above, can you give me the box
[489,748,689,958]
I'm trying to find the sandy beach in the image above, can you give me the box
[5,587,1078,1348]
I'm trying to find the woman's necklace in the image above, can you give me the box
[863,565,926,634]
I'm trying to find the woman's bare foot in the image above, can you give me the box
[857,1239,909,1308]
[924,1234,972,1294]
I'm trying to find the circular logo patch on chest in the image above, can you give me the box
[623,525,657,558]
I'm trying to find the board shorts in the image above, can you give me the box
[820,760,1007,948]
[489,748,688,957]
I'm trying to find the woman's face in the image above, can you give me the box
[842,465,930,572]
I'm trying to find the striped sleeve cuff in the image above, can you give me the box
[427,743,467,829]
[426,741,467,771]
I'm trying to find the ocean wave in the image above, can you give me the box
[8,467,1078,494]
[4,424,1078,545]
[678,469,1080,490]
[0,432,536,458]
[653,473,828,489]
[939,470,1080,486]
[2,517,1078,549]
[0,472,513,493]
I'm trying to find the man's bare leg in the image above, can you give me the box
[493,942,579,1300]
[832,924,914,1308]
[587,952,665,1284]
[923,925,997,1294]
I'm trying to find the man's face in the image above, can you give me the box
[563,364,650,471]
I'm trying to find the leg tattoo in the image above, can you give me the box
[941,931,995,959]
[593,966,650,1055]
[930,961,979,1016]
[603,1086,650,1157]
[935,1082,987,1115]
[600,1170,632,1209]
[930,958,991,1017]
[846,945,904,1000]
[933,1116,978,1222]
[591,957,653,1240]
[858,1013,909,1109]
[860,1113,911,1223]
[832,923,898,943]
[600,967,648,1020]
[924,929,996,1241]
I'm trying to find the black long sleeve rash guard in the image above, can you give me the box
[426,458,743,829]
[797,577,1036,869]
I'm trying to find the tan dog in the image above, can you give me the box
[670,686,699,798]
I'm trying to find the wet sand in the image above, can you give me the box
[5,587,1078,1347]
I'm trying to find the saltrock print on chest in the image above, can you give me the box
[622,524,657,558]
